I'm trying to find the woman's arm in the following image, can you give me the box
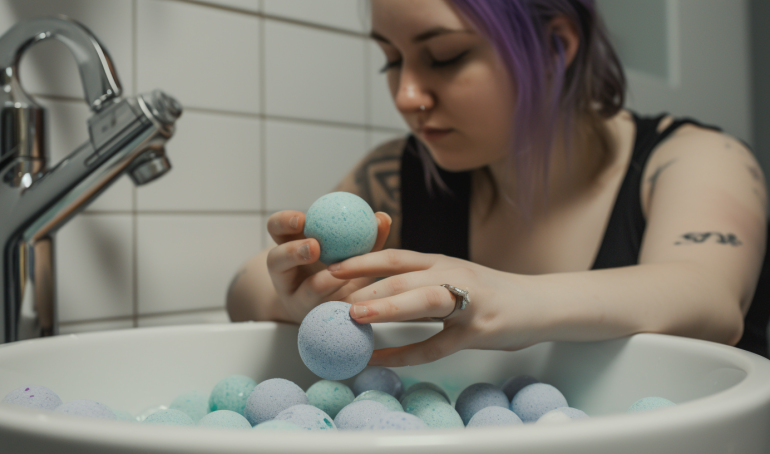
[326,127,767,365]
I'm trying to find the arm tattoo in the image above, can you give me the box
[646,158,677,201]
[675,232,742,246]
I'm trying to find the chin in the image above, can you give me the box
[423,145,487,173]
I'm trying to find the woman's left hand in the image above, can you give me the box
[327,249,545,367]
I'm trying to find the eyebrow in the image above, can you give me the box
[370,27,472,45]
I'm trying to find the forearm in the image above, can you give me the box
[524,261,745,346]
[226,248,289,323]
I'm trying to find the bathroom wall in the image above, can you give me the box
[0,0,407,334]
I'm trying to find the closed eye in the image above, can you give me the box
[430,50,469,68]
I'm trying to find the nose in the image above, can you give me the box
[393,68,434,115]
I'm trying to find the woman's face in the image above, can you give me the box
[371,0,516,171]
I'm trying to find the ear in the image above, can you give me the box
[548,16,580,69]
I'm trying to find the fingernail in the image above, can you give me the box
[377,217,382,226]
[351,304,369,318]
[298,243,310,260]
[328,263,340,272]
[289,216,299,229]
[383,213,392,225]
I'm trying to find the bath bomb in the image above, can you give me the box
[2,385,62,411]
[628,397,676,413]
[501,375,539,401]
[455,383,509,425]
[401,389,450,414]
[536,407,589,424]
[209,375,257,415]
[54,400,116,420]
[112,409,137,422]
[353,367,403,399]
[367,411,428,431]
[400,377,421,390]
[401,382,450,404]
[353,390,403,412]
[245,378,309,426]
[143,408,195,426]
[253,420,303,431]
[304,192,378,265]
[298,301,374,380]
[334,400,389,430]
[409,401,464,429]
[198,410,252,429]
[467,406,523,428]
[306,380,355,419]
[169,390,209,423]
[274,404,337,431]
[510,383,568,423]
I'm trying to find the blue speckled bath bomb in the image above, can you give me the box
[510,383,568,423]
[501,375,539,401]
[54,400,116,420]
[408,401,464,429]
[353,390,403,412]
[143,408,195,426]
[402,389,450,414]
[401,382,450,405]
[353,367,403,399]
[298,301,374,380]
[198,410,252,429]
[334,400,389,430]
[467,406,523,428]
[170,390,209,423]
[253,420,303,431]
[209,375,257,415]
[245,378,309,426]
[274,404,337,431]
[367,411,428,431]
[306,380,355,419]
[112,409,137,422]
[2,385,62,411]
[536,407,589,424]
[628,397,676,413]
[455,383,509,425]
[304,192,378,265]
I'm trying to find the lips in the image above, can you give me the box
[419,126,453,141]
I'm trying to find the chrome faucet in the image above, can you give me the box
[0,16,182,343]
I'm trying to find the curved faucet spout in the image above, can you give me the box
[0,15,121,112]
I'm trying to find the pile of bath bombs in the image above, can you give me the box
[0,368,678,432]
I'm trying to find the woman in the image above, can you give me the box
[227,0,769,364]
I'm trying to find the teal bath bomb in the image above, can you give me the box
[306,380,355,419]
[353,390,403,413]
[170,390,209,423]
[143,409,195,426]
[198,410,252,429]
[628,397,676,413]
[209,375,257,415]
[304,192,378,265]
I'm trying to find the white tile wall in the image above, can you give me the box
[0,0,406,336]
[265,119,367,211]
[265,20,365,124]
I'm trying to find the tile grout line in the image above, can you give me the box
[59,306,229,327]
[259,3,267,249]
[30,94,406,134]
[132,0,139,329]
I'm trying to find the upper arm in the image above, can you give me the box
[333,137,406,250]
[639,126,768,313]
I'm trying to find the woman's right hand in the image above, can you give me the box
[265,210,392,323]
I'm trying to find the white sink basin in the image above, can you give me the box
[1,322,769,453]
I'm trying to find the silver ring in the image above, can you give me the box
[428,284,470,321]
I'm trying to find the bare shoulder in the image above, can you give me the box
[641,123,768,219]
[333,136,407,249]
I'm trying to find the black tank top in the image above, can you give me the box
[400,113,770,358]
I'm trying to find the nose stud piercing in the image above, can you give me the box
[420,105,426,111]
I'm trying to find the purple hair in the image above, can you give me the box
[418,0,625,215]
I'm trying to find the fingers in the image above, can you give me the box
[368,326,464,367]
[266,238,321,275]
[349,283,457,323]
[295,270,352,302]
[370,212,392,253]
[267,211,306,245]
[328,249,438,279]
